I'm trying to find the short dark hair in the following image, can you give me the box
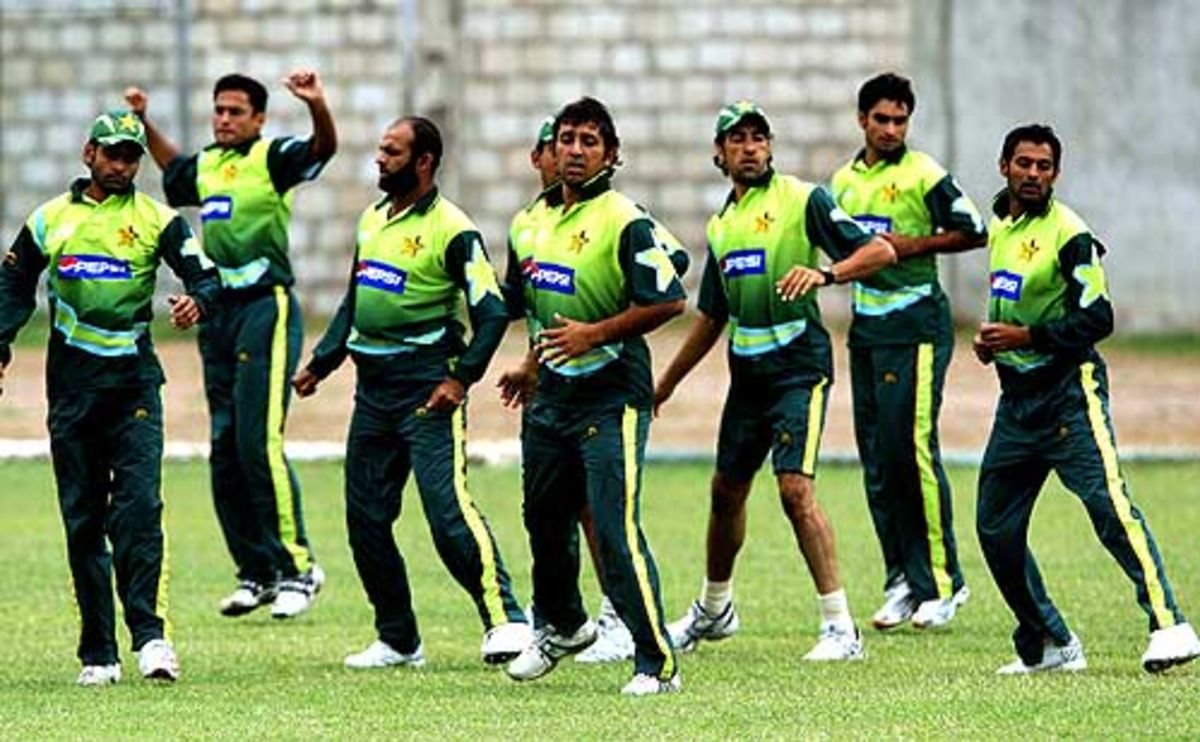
[857,72,915,115]
[1001,124,1062,170]
[395,116,443,173]
[214,74,268,113]
[553,97,620,154]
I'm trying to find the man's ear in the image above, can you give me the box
[82,141,97,166]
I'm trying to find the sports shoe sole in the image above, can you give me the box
[1143,651,1200,674]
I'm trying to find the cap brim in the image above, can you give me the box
[94,136,147,152]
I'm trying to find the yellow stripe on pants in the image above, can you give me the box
[913,343,952,599]
[1080,362,1173,629]
[622,407,675,677]
[267,287,308,572]
[451,406,507,625]
[801,376,829,476]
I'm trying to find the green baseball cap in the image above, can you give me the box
[89,109,148,152]
[714,100,771,138]
[535,115,555,146]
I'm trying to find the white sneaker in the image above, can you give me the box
[871,579,917,631]
[911,585,971,630]
[803,622,865,661]
[481,622,534,665]
[996,632,1086,674]
[344,640,425,669]
[505,620,597,682]
[620,672,682,696]
[577,603,635,664]
[218,579,277,617]
[137,639,179,681]
[77,664,121,687]
[270,563,324,619]
[667,600,739,653]
[1142,622,1200,673]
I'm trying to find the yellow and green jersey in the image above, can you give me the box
[163,135,329,292]
[832,147,986,346]
[0,179,220,392]
[307,188,507,386]
[986,191,1113,394]
[504,174,686,408]
[699,171,871,380]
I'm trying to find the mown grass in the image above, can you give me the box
[0,459,1197,739]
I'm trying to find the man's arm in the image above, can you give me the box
[653,312,725,417]
[0,226,50,392]
[124,87,182,171]
[157,216,220,329]
[888,173,988,259]
[283,68,337,163]
[443,231,509,387]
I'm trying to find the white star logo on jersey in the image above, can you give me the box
[635,243,676,293]
[463,239,501,306]
[1074,253,1108,309]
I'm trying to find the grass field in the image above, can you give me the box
[1,459,1197,739]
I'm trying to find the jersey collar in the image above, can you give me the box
[721,167,775,212]
[853,144,907,170]
[69,178,136,205]
[991,188,1054,221]
[204,135,261,156]
[375,185,440,220]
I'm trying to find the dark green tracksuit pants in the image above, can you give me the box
[48,385,168,665]
[521,402,677,680]
[851,340,965,602]
[200,286,311,583]
[977,359,1186,664]
[344,377,524,653]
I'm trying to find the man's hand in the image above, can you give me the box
[167,295,201,330]
[535,313,600,366]
[291,368,320,398]
[283,68,325,104]
[977,321,1032,353]
[424,377,466,412]
[124,87,148,117]
[775,266,827,302]
[972,332,994,365]
[496,364,537,409]
[652,378,676,418]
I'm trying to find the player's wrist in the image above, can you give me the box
[820,268,837,287]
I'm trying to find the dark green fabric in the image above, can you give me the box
[521,402,675,678]
[977,359,1184,664]
[715,370,829,482]
[201,290,310,582]
[344,378,524,651]
[850,341,964,600]
[49,385,166,665]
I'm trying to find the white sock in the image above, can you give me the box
[819,589,854,629]
[701,579,732,616]
[598,594,617,619]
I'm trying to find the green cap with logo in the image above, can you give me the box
[89,109,148,152]
[714,100,771,139]
[535,115,555,146]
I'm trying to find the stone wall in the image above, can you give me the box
[1,0,905,316]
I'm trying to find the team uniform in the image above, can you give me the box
[162,135,329,600]
[305,187,526,657]
[0,177,219,674]
[504,172,683,683]
[701,171,871,484]
[831,146,984,611]
[978,191,1190,668]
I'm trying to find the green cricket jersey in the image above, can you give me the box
[831,146,986,346]
[986,191,1113,394]
[163,135,329,291]
[504,173,686,408]
[307,187,507,386]
[0,179,220,392]
[699,170,872,380]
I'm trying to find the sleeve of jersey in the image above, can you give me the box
[696,249,729,323]
[620,218,686,306]
[0,226,49,365]
[924,174,987,240]
[805,186,872,261]
[268,136,330,194]
[306,262,357,380]
[162,154,201,207]
[500,240,526,320]
[444,230,508,386]
[1028,233,1114,353]
[159,216,221,320]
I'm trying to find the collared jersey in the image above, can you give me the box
[504,175,685,408]
[986,192,1113,394]
[0,179,219,392]
[699,172,871,380]
[831,147,986,346]
[163,135,328,291]
[307,188,507,387]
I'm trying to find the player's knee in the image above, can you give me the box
[710,472,750,519]
[777,474,816,519]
